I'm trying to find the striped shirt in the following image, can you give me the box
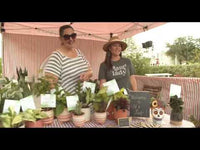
[44,49,89,94]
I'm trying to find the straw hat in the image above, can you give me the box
[103,36,127,52]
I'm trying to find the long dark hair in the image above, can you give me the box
[104,49,122,70]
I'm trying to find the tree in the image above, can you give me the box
[123,37,151,75]
[166,36,200,64]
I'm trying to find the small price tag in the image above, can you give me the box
[118,117,132,127]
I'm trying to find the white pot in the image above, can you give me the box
[57,108,72,123]
[81,107,91,122]
[41,109,54,125]
[94,112,107,125]
[72,113,85,127]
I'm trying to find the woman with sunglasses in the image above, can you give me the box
[43,25,93,94]
[98,35,137,93]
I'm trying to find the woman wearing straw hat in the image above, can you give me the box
[98,35,137,92]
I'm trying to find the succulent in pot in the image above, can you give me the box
[72,101,85,127]
[169,95,184,125]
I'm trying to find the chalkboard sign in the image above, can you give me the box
[129,91,151,117]
[118,117,131,127]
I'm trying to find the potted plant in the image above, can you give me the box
[53,85,72,124]
[111,88,129,122]
[75,81,95,122]
[22,108,47,128]
[32,76,55,125]
[71,101,85,127]
[107,88,128,120]
[0,78,24,113]
[93,86,110,124]
[169,95,184,125]
[0,106,24,128]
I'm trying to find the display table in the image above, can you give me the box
[145,73,172,77]
[45,114,195,128]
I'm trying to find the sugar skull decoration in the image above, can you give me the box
[151,98,166,125]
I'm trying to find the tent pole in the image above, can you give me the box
[0,22,5,77]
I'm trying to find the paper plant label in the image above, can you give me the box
[169,84,181,98]
[66,95,79,111]
[3,100,21,114]
[103,79,120,96]
[82,81,96,94]
[20,95,36,111]
[40,94,56,108]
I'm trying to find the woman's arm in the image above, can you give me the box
[99,79,107,88]
[130,75,137,91]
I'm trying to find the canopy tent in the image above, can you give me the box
[2,22,166,41]
[0,22,166,79]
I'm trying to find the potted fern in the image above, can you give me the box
[93,86,110,124]
[72,101,85,127]
[32,76,55,125]
[22,108,47,128]
[53,85,72,124]
[169,95,184,125]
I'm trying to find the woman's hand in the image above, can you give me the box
[80,72,90,81]
[80,69,93,81]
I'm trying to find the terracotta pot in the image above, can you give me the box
[106,102,115,120]
[114,109,128,123]
[41,109,54,125]
[94,112,107,125]
[57,108,72,124]
[81,107,91,122]
[25,120,44,128]
[72,113,85,127]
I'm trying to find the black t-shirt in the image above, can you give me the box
[98,57,135,90]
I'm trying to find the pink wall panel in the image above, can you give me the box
[3,33,106,80]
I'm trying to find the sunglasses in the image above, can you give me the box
[63,33,77,40]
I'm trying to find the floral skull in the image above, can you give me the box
[152,107,165,125]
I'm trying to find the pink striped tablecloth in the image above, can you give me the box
[135,75,200,120]
[45,114,195,128]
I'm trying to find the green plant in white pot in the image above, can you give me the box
[32,76,55,125]
[93,86,110,125]
[53,85,72,124]
[76,81,95,122]
[72,101,85,127]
